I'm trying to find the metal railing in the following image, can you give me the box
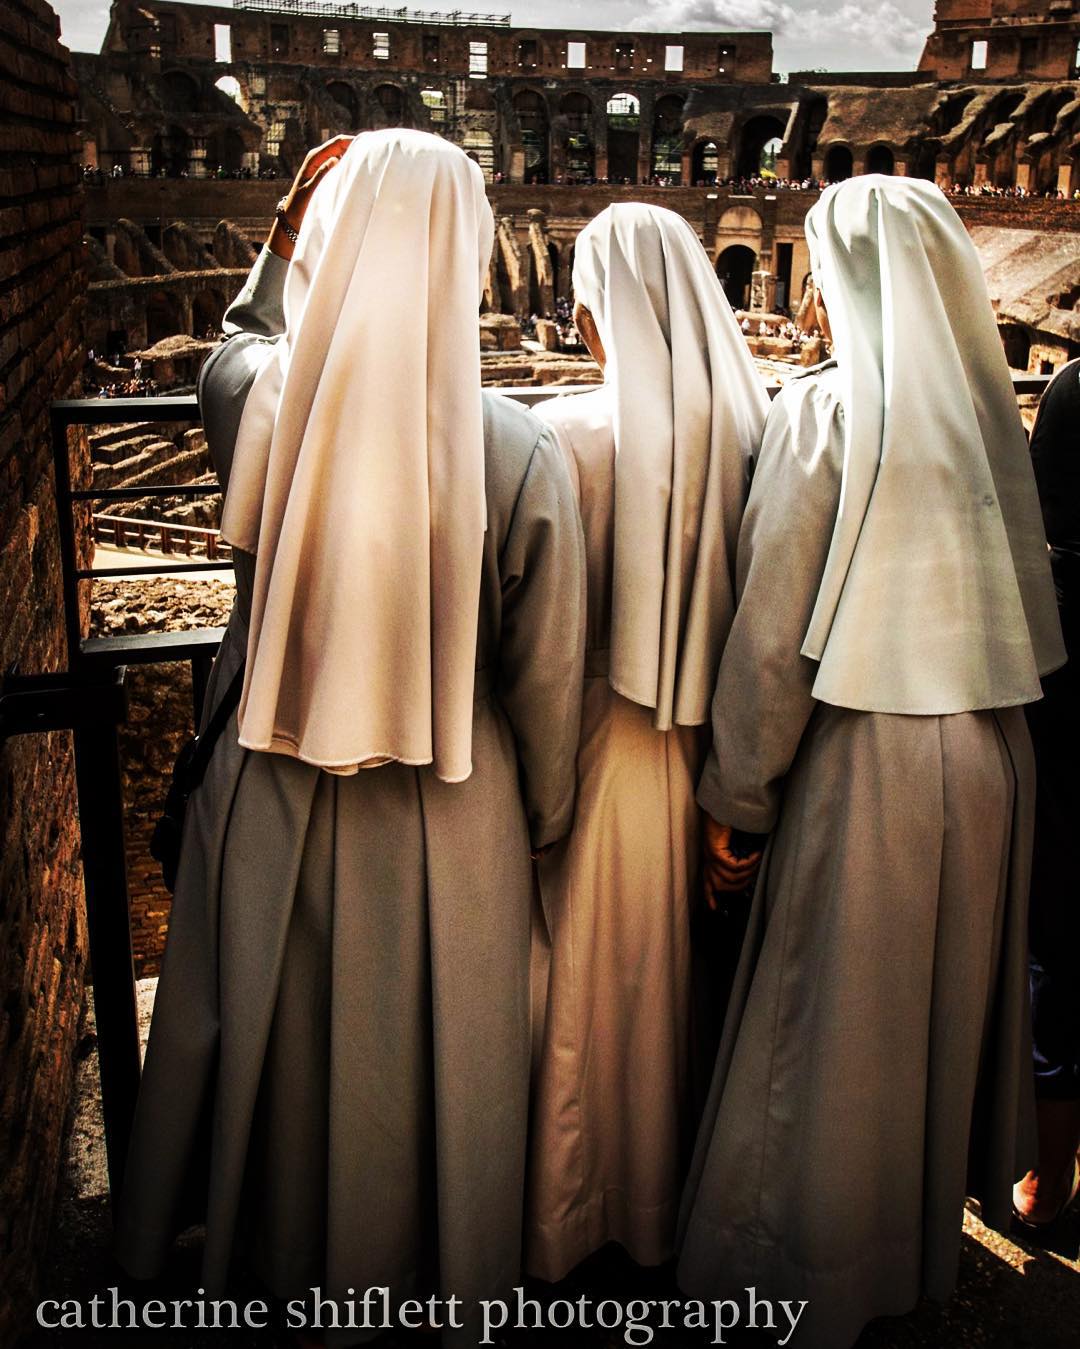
[235,0,511,25]
[0,371,1055,1208]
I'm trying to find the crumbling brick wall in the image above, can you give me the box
[0,2,90,1343]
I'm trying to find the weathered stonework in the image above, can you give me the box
[0,2,90,1342]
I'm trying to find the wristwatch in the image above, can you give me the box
[274,196,300,244]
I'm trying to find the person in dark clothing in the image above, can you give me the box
[1014,357,1080,1227]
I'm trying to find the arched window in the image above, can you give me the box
[513,90,549,179]
[824,143,853,182]
[736,114,786,179]
[214,75,242,107]
[606,92,640,122]
[692,139,719,185]
[420,89,446,127]
[372,84,405,128]
[715,245,756,310]
[866,144,895,175]
[652,95,685,181]
[325,81,360,130]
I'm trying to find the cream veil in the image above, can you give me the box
[803,175,1064,713]
[220,130,495,780]
[572,204,769,729]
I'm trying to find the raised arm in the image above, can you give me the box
[497,425,587,852]
[197,136,351,488]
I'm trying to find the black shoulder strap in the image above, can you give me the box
[187,660,246,790]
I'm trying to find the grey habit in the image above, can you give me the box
[115,249,587,1343]
[677,362,1037,1349]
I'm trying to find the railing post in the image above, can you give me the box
[50,409,83,669]
[70,672,142,1210]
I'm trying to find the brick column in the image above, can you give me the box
[0,2,90,1342]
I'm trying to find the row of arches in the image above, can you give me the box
[822,142,896,182]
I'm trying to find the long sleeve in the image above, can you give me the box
[696,368,845,833]
[197,248,289,490]
[497,424,587,850]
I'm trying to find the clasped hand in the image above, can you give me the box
[703,816,762,910]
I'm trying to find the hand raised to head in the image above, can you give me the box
[269,135,354,260]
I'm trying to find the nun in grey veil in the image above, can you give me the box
[677,175,1064,1349]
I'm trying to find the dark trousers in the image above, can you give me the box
[1026,666,1080,1102]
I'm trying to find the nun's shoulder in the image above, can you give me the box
[481,389,559,495]
[532,385,612,442]
[763,359,844,473]
[771,359,843,424]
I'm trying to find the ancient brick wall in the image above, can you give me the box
[0,2,89,1343]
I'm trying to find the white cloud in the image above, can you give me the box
[631,0,928,60]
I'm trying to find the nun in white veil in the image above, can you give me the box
[677,176,1065,1348]
[115,131,586,1340]
[526,203,768,1282]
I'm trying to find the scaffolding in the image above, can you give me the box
[233,0,511,26]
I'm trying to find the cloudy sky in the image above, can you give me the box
[53,0,936,73]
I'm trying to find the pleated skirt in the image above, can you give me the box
[677,704,1036,1349]
[116,617,536,1344]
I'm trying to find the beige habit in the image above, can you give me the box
[527,204,768,1282]
[677,177,1065,1349]
[115,132,586,1344]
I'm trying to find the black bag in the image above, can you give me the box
[150,662,246,892]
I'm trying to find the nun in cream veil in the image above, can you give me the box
[525,202,769,1283]
[114,130,586,1342]
[677,175,1065,1349]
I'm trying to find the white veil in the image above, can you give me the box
[572,203,769,728]
[221,130,495,780]
[802,175,1064,713]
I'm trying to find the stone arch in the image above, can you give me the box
[420,88,447,128]
[735,113,786,179]
[930,90,975,137]
[206,127,245,174]
[161,69,200,113]
[214,75,243,108]
[606,91,641,182]
[559,91,593,180]
[326,80,361,130]
[691,138,719,185]
[998,323,1031,371]
[824,142,853,182]
[513,89,549,181]
[146,289,184,344]
[866,143,895,175]
[151,125,190,177]
[652,93,685,181]
[1031,87,1074,136]
[718,204,763,234]
[715,245,756,309]
[192,289,226,338]
[371,83,405,129]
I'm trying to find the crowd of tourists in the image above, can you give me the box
[111,131,1078,1349]
[83,351,159,399]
